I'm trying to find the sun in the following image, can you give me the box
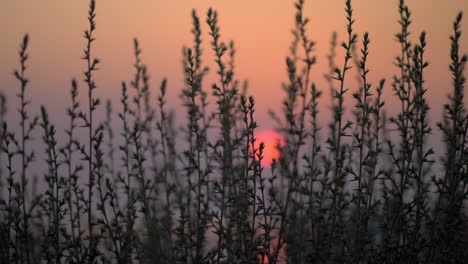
[253,130,284,168]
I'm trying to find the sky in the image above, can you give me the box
[1,0,467,135]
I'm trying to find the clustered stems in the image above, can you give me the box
[40,106,66,263]
[386,0,414,253]
[329,0,356,235]
[377,1,434,261]
[118,81,138,263]
[0,0,467,263]
[349,32,372,259]
[432,11,468,262]
[180,9,211,262]
[1,123,20,263]
[155,78,175,262]
[206,8,236,263]
[61,79,84,262]
[306,84,322,251]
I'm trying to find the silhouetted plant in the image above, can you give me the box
[0,0,467,263]
[14,33,39,264]
[431,11,468,263]
[60,79,85,263]
[39,106,67,263]
[76,0,101,261]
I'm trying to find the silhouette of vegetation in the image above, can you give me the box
[0,0,467,263]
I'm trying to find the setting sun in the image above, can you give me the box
[253,130,284,168]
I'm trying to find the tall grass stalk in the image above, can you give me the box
[14,33,38,264]
[77,0,101,261]
[327,0,356,258]
[61,79,84,262]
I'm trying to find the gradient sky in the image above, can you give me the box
[1,0,467,133]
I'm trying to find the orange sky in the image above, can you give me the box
[1,0,467,131]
